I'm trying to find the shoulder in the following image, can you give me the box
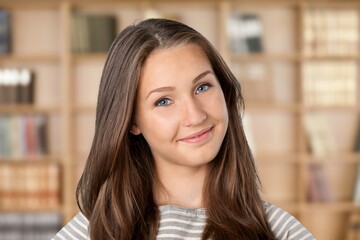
[51,212,89,240]
[264,202,316,240]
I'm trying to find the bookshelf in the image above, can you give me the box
[0,1,64,238]
[0,0,359,239]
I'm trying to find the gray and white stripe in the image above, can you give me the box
[52,203,315,240]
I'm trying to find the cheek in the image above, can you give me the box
[138,112,178,142]
[208,92,228,120]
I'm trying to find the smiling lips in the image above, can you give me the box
[179,127,213,143]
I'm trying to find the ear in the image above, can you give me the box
[130,124,141,135]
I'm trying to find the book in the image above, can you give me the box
[242,113,256,154]
[352,120,360,202]
[346,213,360,240]
[25,114,36,156]
[0,69,10,104]
[303,112,337,156]
[354,119,360,153]
[302,61,357,107]
[71,13,117,53]
[144,9,181,22]
[307,164,332,202]
[303,113,334,202]
[0,212,62,240]
[0,164,61,210]
[35,114,48,155]
[0,10,11,54]
[0,115,11,157]
[228,13,263,53]
[352,164,360,203]
[0,116,6,156]
[0,73,3,104]
[17,68,34,104]
[303,9,359,57]
[0,114,48,158]
[4,68,19,104]
[0,68,35,105]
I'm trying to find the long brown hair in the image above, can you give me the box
[76,18,276,239]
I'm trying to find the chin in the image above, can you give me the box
[188,150,220,167]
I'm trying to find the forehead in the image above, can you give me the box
[139,44,212,86]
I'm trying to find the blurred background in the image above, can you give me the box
[0,0,359,239]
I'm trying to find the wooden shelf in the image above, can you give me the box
[301,55,360,61]
[249,104,360,113]
[71,105,97,113]
[247,102,301,112]
[0,105,60,114]
[0,54,59,63]
[72,53,107,62]
[0,156,61,163]
[231,52,300,62]
[302,153,360,164]
[302,105,359,112]
[254,152,300,163]
[299,201,360,213]
[0,206,61,213]
[0,1,60,9]
[255,152,360,164]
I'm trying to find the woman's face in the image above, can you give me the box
[132,44,228,171]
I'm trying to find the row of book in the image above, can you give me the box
[302,61,357,107]
[0,164,60,210]
[307,164,332,202]
[0,212,61,240]
[303,112,337,157]
[71,13,117,53]
[227,13,263,53]
[352,120,360,204]
[0,68,34,105]
[303,113,360,203]
[302,112,334,202]
[303,9,359,56]
[0,114,47,158]
[347,213,360,240]
[0,9,117,54]
[0,10,10,54]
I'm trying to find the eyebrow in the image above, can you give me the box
[146,70,214,99]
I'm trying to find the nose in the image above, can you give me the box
[181,98,207,127]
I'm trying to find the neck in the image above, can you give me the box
[154,164,208,209]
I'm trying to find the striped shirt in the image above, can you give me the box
[52,203,315,240]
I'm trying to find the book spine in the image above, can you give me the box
[0,114,48,159]
[72,13,117,53]
[352,120,360,203]
[0,212,62,239]
[302,61,357,107]
[346,213,360,240]
[0,10,11,55]
[17,68,34,104]
[0,164,61,210]
[0,68,34,105]
[304,9,359,57]
[227,13,263,53]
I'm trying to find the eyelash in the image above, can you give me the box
[195,83,212,94]
[155,98,172,107]
[154,83,213,107]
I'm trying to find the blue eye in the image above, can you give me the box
[155,98,172,107]
[195,83,211,94]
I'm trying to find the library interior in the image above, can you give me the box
[0,0,360,239]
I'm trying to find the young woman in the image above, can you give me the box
[53,19,314,240]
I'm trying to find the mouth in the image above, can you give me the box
[179,126,213,143]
